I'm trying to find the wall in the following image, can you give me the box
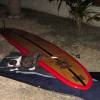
[0,0,69,17]
[20,0,70,17]
[0,0,100,27]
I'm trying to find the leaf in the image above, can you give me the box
[80,0,93,9]
[87,13,100,22]
[57,0,63,11]
[49,0,55,2]
[94,17,100,21]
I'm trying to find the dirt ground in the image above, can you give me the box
[0,7,100,100]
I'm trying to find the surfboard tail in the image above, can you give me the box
[39,58,93,91]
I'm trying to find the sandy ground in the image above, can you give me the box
[0,7,100,100]
[0,76,83,100]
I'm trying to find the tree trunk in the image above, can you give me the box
[75,17,83,35]
[7,0,21,17]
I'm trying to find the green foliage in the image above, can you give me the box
[49,0,100,34]
[87,13,100,22]
[49,0,93,19]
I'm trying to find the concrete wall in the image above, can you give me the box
[20,0,70,17]
[0,0,100,27]
[0,0,69,17]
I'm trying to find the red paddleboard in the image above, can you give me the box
[2,28,93,90]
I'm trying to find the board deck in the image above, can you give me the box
[2,28,93,90]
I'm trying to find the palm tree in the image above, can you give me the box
[49,0,98,34]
